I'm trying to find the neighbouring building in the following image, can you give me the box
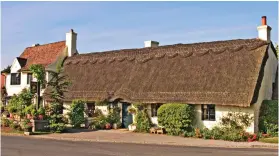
[5,29,78,106]
[46,16,277,133]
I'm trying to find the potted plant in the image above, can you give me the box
[31,108,38,120]
[23,119,33,132]
[128,123,136,131]
[38,107,45,120]
[128,106,137,115]
[105,123,111,129]
[8,106,16,119]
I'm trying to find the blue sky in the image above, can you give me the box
[1,1,278,69]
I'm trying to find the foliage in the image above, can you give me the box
[7,89,33,117]
[22,119,32,129]
[31,108,38,117]
[157,103,195,136]
[24,105,34,114]
[1,65,11,74]
[10,120,21,130]
[68,99,86,128]
[107,106,121,124]
[8,106,17,113]
[46,59,69,133]
[259,100,278,136]
[135,107,152,133]
[29,64,45,84]
[259,137,278,144]
[48,102,66,133]
[1,118,10,127]
[90,110,107,129]
[38,107,45,115]
[220,111,253,130]
[127,106,137,114]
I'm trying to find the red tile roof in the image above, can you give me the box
[19,41,66,71]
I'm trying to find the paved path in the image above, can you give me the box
[2,136,278,156]
[30,129,278,149]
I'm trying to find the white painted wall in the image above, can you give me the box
[194,105,255,133]
[6,59,31,96]
[251,45,278,133]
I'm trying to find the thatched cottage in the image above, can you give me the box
[47,16,277,133]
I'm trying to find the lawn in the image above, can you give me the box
[259,137,278,144]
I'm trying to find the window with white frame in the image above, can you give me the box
[11,73,21,85]
[201,104,215,121]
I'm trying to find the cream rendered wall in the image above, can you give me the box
[251,45,278,133]
[194,105,254,133]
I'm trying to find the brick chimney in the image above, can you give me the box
[66,29,77,57]
[257,16,272,42]
[144,40,159,48]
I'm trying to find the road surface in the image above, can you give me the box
[1,136,277,156]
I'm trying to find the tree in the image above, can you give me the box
[29,64,45,109]
[46,59,70,132]
[1,65,11,74]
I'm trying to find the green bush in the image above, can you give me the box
[107,107,121,124]
[10,121,20,130]
[135,107,152,133]
[68,99,86,128]
[157,103,194,136]
[38,107,46,115]
[259,100,278,136]
[1,118,10,127]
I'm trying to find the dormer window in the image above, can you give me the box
[11,73,21,85]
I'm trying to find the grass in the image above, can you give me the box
[259,137,278,144]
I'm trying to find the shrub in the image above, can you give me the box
[259,100,278,136]
[202,128,212,139]
[135,108,152,133]
[38,107,46,115]
[10,121,20,130]
[210,126,224,140]
[107,107,121,124]
[157,103,195,136]
[220,111,253,130]
[68,99,86,128]
[1,118,10,127]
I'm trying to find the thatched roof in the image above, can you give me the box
[48,38,273,107]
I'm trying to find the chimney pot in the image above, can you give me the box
[257,16,271,42]
[32,43,40,47]
[261,16,267,25]
[144,40,159,48]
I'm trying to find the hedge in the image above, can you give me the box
[259,100,278,135]
[157,103,194,135]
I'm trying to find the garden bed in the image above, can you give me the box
[1,126,23,134]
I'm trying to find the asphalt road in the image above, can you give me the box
[1,136,278,156]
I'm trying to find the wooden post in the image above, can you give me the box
[37,81,40,109]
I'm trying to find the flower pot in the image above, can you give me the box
[24,127,32,132]
[128,124,136,131]
[38,114,44,120]
[112,123,118,129]
[105,123,111,129]
[26,114,32,119]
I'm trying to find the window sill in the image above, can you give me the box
[202,120,216,121]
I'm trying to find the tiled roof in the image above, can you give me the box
[19,41,66,71]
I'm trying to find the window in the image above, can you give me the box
[27,73,32,84]
[10,73,21,85]
[201,104,215,121]
[87,103,95,117]
[151,104,162,117]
